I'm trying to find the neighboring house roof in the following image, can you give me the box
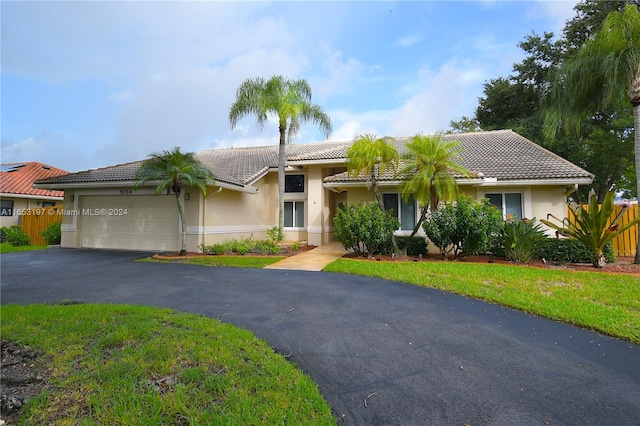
[0,162,68,198]
[34,130,593,191]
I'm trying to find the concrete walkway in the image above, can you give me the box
[264,241,347,271]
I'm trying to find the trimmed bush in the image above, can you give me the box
[533,238,616,264]
[40,222,62,245]
[333,201,400,257]
[1,226,31,246]
[423,194,502,258]
[396,236,428,256]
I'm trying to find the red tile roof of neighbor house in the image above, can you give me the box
[0,162,68,198]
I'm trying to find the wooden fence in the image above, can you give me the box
[21,206,63,245]
[567,204,638,257]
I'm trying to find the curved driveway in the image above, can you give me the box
[1,248,639,425]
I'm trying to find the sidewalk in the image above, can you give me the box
[264,241,346,271]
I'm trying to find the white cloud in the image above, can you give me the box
[396,34,422,47]
[530,0,578,33]
[1,136,87,172]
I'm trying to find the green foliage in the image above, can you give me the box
[1,226,31,246]
[266,226,284,242]
[533,239,615,264]
[398,133,470,236]
[199,237,281,256]
[333,201,400,257]
[422,195,502,258]
[540,191,640,267]
[40,222,62,245]
[0,227,6,243]
[396,236,428,256]
[291,241,300,251]
[500,219,547,264]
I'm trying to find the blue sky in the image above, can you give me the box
[1,1,578,172]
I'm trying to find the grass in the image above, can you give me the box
[137,255,285,268]
[1,304,334,425]
[324,259,640,344]
[0,242,48,253]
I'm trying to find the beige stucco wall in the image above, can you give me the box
[1,197,62,228]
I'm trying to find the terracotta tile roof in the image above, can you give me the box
[0,162,68,198]
[35,130,593,189]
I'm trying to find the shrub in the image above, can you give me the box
[254,239,280,255]
[2,226,31,246]
[333,201,400,257]
[533,239,616,264]
[0,227,6,243]
[266,226,283,242]
[423,195,502,258]
[291,241,300,251]
[501,219,547,264]
[40,222,62,245]
[396,236,428,256]
[540,190,638,268]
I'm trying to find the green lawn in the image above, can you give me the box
[138,255,285,268]
[324,259,640,344]
[0,242,48,253]
[1,304,334,425]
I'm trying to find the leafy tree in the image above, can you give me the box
[541,190,640,268]
[346,134,398,209]
[544,4,640,263]
[448,1,637,200]
[422,195,502,259]
[134,147,215,256]
[398,134,470,236]
[447,116,481,134]
[229,76,332,235]
[333,201,400,257]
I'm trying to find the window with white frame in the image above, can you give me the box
[284,174,305,227]
[486,192,523,220]
[284,201,304,227]
[383,193,416,231]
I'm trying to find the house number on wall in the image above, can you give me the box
[120,189,132,195]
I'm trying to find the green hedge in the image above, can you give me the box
[396,236,428,256]
[532,238,616,264]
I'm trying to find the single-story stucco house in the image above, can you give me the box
[33,130,594,252]
[1,162,68,228]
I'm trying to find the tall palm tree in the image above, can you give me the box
[134,147,215,256]
[544,4,640,263]
[346,134,399,210]
[229,76,332,234]
[398,133,470,237]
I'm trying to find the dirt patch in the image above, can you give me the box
[344,252,640,275]
[152,242,316,260]
[1,340,52,425]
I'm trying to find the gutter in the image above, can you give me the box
[33,180,259,194]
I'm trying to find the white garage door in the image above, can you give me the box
[80,195,180,251]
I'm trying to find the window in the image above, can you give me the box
[42,201,56,207]
[486,193,523,220]
[284,201,304,227]
[0,200,14,216]
[383,193,416,231]
[285,174,305,193]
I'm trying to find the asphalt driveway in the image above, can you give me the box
[1,248,639,425]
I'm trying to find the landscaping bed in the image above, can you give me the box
[344,252,640,275]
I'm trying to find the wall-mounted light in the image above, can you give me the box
[70,195,75,202]
[185,193,190,201]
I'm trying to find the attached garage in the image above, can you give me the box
[80,195,180,251]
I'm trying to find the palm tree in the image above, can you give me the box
[229,76,332,234]
[398,133,470,237]
[346,134,399,210]
[134,147,214,256]
[544,4,640,263]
